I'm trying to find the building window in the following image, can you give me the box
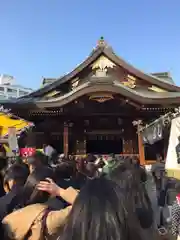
[7,88,17,93]
[0,94,6,99]
[19,90,28,96]
[0,87,5,92]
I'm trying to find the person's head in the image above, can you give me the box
[108,163,153,229]
[110,153,115,159]
[0,156,7,175]
[156,154,163,162]
[175,181,180,193]
[85,162,97,178]
[3,163,29,193]
[123,156,133,167]
[26,151,48,172]
[55,162,74,180]
[86,154,96,163]
[68,155,75,161]
[17,166,54,208]
[0,145,6,158]
[61,178,144,240]
[132,157,140,167]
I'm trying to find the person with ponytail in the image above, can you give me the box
[171,181,180,240]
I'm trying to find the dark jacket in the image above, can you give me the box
[0,185,23,221]
[137,166,147,183]
[0,174,5,198]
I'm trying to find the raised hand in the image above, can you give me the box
[37,178,60,197]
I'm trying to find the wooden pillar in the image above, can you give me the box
[63,123,69,157]
[137,125,145,165]
[122,125,134,154]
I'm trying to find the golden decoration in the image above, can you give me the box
[122,74,136,89]
[92,56,115,71]
[45,90,60,98]
[148,85,167,93]
[71,77,79,90]
[89,93,114,103]
[97,36,107,47]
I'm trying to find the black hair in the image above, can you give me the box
[55,162,75,180]
[85,154,96,163]
[0,156,7,197]
[3,163,30,214]
[175,181,180,193]
[0,156,7,173]
[123,156,133,166]
[4,163,29,187]
[61,178,143,240]
[132,156,140,167]
[0,174,5,198]
[0,222,4,239]
[109,163,153,229]
[14,166,54,209]
[156,154,162,161]
[0,145,6,156]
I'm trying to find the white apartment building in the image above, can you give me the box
[0,74,33,99]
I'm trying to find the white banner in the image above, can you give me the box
[166,116,180,170]
[8,127,18,152]
[142,121,163,145]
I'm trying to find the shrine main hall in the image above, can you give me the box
[2,37,180,164]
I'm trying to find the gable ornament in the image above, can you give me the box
[89,93,114,103]
[92,56,115,72]
[122,74,136,89]
[71,77,79,90]
[148,85,167,93]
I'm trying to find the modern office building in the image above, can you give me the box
[0,74,33,99]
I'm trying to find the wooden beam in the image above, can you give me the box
[116,96,142,109]
[137,125,145,165]
[63,123,69,157]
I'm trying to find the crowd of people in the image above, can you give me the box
[0,149,179,240]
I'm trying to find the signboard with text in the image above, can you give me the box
[8,127,18,153]
[141,120,163,145]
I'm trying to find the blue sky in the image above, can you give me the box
[0,0,180,90]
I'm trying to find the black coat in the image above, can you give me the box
[0,174,5,198]
[0,185,23,221]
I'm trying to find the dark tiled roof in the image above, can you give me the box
[20,38,180,99]
[2,80,180,109]
[42,78,57,86]
[151,72,175,84]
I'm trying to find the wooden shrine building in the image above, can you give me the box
[2,37,180,164]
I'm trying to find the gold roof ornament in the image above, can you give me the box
[92,56,115,71]
[148,85,167,93]
[71,77,79,90]
[44,90,60,98]
[97,36,107,47]
[89,93,114,103]
[122,74,136,89]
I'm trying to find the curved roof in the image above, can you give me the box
[3,80,180,110]
[150,72,175,85]
[22,38,180,99]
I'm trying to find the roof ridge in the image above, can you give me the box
[21,38,180,99]
[103,48,178,89]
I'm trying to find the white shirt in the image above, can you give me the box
[44,145,55,157]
